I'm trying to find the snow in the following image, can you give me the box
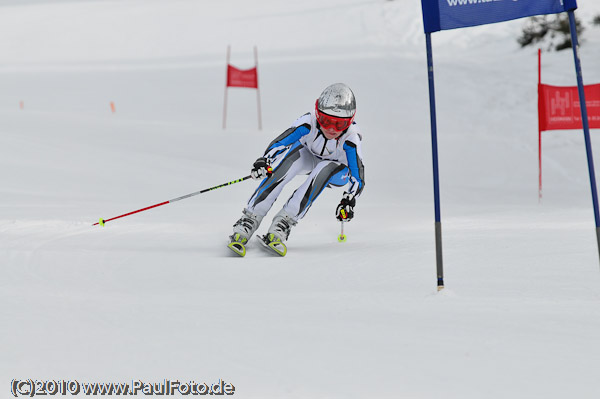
[2,0,600,397]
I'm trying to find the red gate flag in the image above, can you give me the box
[539,83,600,131]
[537,48,600,202]
[227,65,258,89]
[223,45,262,129]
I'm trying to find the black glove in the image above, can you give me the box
[336,193,355,221]
[251,157,272,180]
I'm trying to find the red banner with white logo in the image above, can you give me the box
[227,65,258,88]
[539,83,600,131]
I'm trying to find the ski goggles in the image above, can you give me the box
[315,101,354,133]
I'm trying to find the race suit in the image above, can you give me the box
[246,110,365,221]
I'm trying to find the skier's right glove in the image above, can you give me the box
[336,193,355,221]
[251,157,273,180]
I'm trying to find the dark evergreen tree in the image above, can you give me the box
[518,13,584,51]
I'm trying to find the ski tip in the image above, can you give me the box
[268,241,287,256]
[227,241,246,257]
[259,234,287,256]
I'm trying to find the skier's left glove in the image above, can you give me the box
[336,193,355,221]
[251,157,273,180]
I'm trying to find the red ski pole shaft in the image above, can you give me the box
[93,175,252,226]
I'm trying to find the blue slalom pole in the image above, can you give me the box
[426,33,444,290]
[568,10,600,266]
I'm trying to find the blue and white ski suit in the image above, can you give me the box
[246,110,365,221]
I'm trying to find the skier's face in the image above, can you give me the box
[322,127,343,139]
[315,100,354,139]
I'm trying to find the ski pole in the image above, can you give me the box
[338,209,348,242]
[93,175,252,226]
[338,221,347,242]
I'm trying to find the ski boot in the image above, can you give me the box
[228,209,263,257]
[259,209,297,257]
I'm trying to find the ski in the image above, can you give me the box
[258,233,287,257]
[227,234,247,257]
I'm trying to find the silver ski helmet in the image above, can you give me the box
[315,83,356,133]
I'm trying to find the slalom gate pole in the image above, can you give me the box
[254,45,262,130]
[425,32,445,291]
[538,48,543,202]
[223,45,231,129]
[93,175,252,226]
[568,10,600,266]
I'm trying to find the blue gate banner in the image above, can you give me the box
[421,0,578,33]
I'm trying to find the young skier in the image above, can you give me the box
[228,83,365,256]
